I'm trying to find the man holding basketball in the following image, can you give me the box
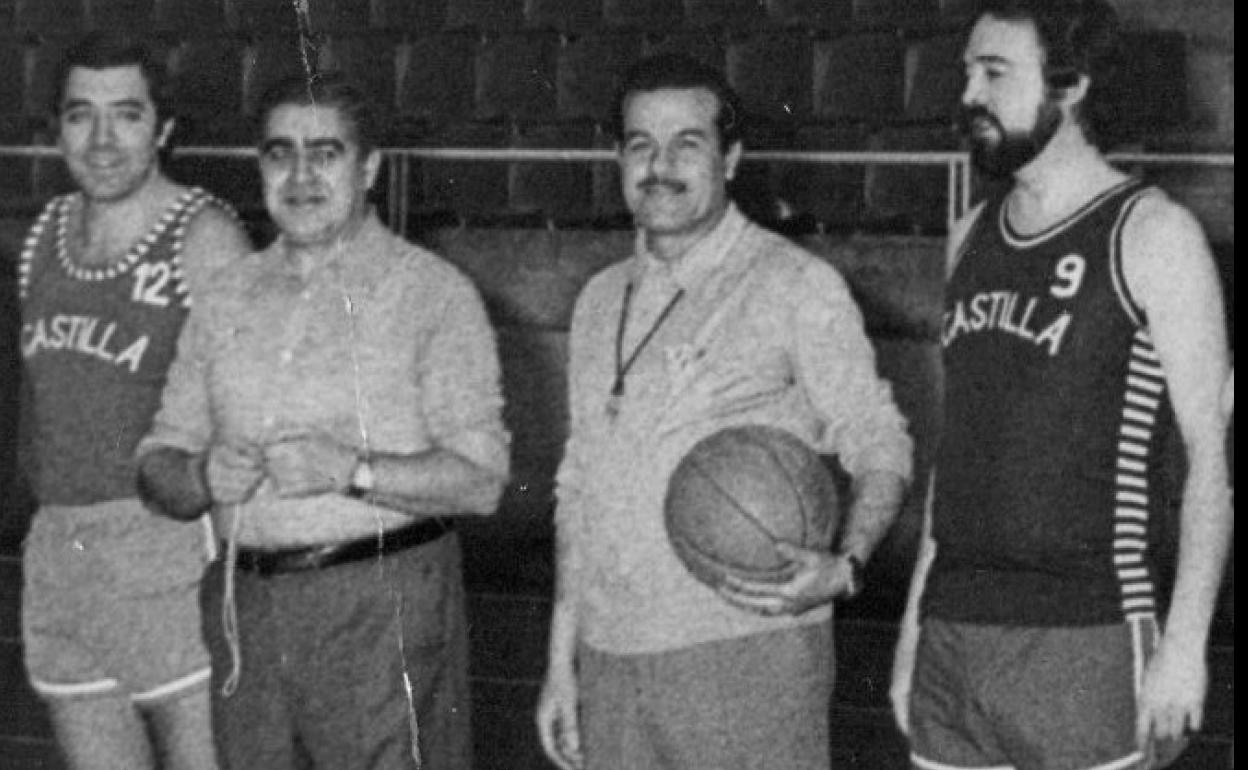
[538,53,913,770]
[890,2,1232,769]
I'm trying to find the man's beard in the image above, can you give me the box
[960,100,1063,179]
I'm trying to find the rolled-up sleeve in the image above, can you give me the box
[793,261,914,483]
[419,276,510,480]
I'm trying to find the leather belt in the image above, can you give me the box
[233,518,454,577]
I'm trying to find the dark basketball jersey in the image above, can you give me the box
[925,179,1175,626]
[19,188,236,505]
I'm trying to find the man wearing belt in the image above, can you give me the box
[136,73,510,769]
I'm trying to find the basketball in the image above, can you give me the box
[663,425,841,588]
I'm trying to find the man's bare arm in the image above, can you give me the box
[1124,192,1232,744]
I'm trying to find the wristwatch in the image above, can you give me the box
[348,455,375,497]
[837,551,865,599]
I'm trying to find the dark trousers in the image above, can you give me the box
[200,533,472,770]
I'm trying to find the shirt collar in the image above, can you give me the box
[275,207,388,279]
[632,203,746,292]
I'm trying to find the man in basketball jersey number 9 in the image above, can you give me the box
[891,2,1233,769]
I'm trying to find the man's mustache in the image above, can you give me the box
[956,106,999,136]
[639,177,687,193]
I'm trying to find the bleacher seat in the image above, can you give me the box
[13,0,86,35]
[415,121,511,218]
[369,0,446,32]
[813,33,906,122]
[762,0,852,30]
[933,0,978,23]
[524,0,602,33]
[86,0,155,31]
[603,0,683,30]
[1104,30,1189,146]
[726,30,814,126]
[590,126,630,221]
[167,39,247,144]
[31,153,77,203]
[684,0,766,29]
[0,140,36,211]
[771,125,869,231]
[319,35,400,122]
[639,31,725,69]
[152,0,227,35]
[1182,41,1235,141]
[904,33,963,123]
[556,33,643,123]
[0,40,26,126]
[445,0,523,31]
[230,0,302,34]
[508,123,596,222]
[241,36,318,117]
[397,34,478,126]
[232,0,370,35]
[473,33,559,121]
[491,328,570,522]
[431,226,612,330]
[24,39,72,120]
[863,124,959,233]
[167,155,264,214]
[851,0,940,31]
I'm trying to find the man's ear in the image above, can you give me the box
[363,148,382,190]
[725,140,744,182]
[1059,73,1091,108]
[157,118,176,148]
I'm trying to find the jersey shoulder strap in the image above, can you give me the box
[17,195,72,302]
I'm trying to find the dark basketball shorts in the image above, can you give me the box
[22,500,215,704]
[909,616,1163,770]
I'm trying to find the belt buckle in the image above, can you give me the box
[297,543,344,571]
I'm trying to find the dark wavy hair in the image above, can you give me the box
[255,71,381,156]
[53,32,172,125]
[609,53,746,153]
[971,0,1126,147]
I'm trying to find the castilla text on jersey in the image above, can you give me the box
[942,290,1073,356]
[21,314,151,373]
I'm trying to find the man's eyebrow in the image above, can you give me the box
[61,97,150,110]
[259,137,347,152]
[108,98,150,110]
[969,54,1013,67]
[259,137,296,153]
[305,138,347,152]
